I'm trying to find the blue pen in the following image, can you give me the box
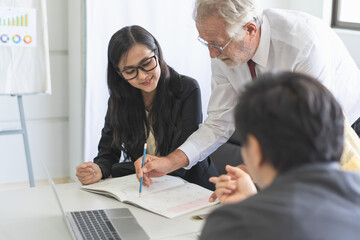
[139,143,147,197]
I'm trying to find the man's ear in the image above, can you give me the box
[247,134,264,168]
[244,22,257,38]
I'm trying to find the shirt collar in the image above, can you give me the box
[252,14,270,69]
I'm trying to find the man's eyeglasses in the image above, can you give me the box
[197,36,234,53]
[119,55,158,81]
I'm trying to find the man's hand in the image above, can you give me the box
[76,162,102,185]
[208,164,249,202]
[134,149,189,187]
[209,164,257,204]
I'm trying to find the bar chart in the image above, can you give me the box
[0,8,36,47]
[0,13,28,27]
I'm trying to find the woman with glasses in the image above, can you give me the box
[76,25,218,190]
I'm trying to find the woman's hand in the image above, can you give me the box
[76,162,102,185]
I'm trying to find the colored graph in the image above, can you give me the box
[0,7,36,47]
[0,13,28,27]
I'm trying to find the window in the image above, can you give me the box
[332,0,360,30]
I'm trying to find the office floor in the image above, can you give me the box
[0,178,75,191]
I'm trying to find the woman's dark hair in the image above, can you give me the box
[235,71,344,173]
[106,25,181,160]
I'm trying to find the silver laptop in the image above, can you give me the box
[42,162,149,240]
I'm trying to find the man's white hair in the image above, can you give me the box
[194,0,263,37]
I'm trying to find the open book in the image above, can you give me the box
[81,174,218,218]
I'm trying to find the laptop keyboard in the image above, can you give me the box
[71,210,121,240]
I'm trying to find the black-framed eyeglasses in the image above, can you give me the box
[119,55,158,81]
[197,36,234,53]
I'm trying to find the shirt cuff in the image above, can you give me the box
[178,141,201,170]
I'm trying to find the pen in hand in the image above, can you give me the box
[139,143,147,197]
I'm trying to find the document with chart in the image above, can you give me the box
[81,174,218,218]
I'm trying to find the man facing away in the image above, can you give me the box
[135,0,360,185]
[200,72,360,240]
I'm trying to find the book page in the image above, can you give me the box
[81,174,186,201]
[128,183,218,218]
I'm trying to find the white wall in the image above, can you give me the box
[260,0,289,9]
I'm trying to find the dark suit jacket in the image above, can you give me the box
[201,163,360,239]
[94,68,218,190]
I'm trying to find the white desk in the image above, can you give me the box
[0,182,216,240]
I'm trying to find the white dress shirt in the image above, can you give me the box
[180,8,360,168]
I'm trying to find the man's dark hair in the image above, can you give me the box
[235,71,344,173]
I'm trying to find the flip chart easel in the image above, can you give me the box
[0,95,34,187]
[0,0,51,188]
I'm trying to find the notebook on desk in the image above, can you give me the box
[81,174,218,218]
[42,163,149,240]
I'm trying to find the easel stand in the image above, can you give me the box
[0,95,35,187]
